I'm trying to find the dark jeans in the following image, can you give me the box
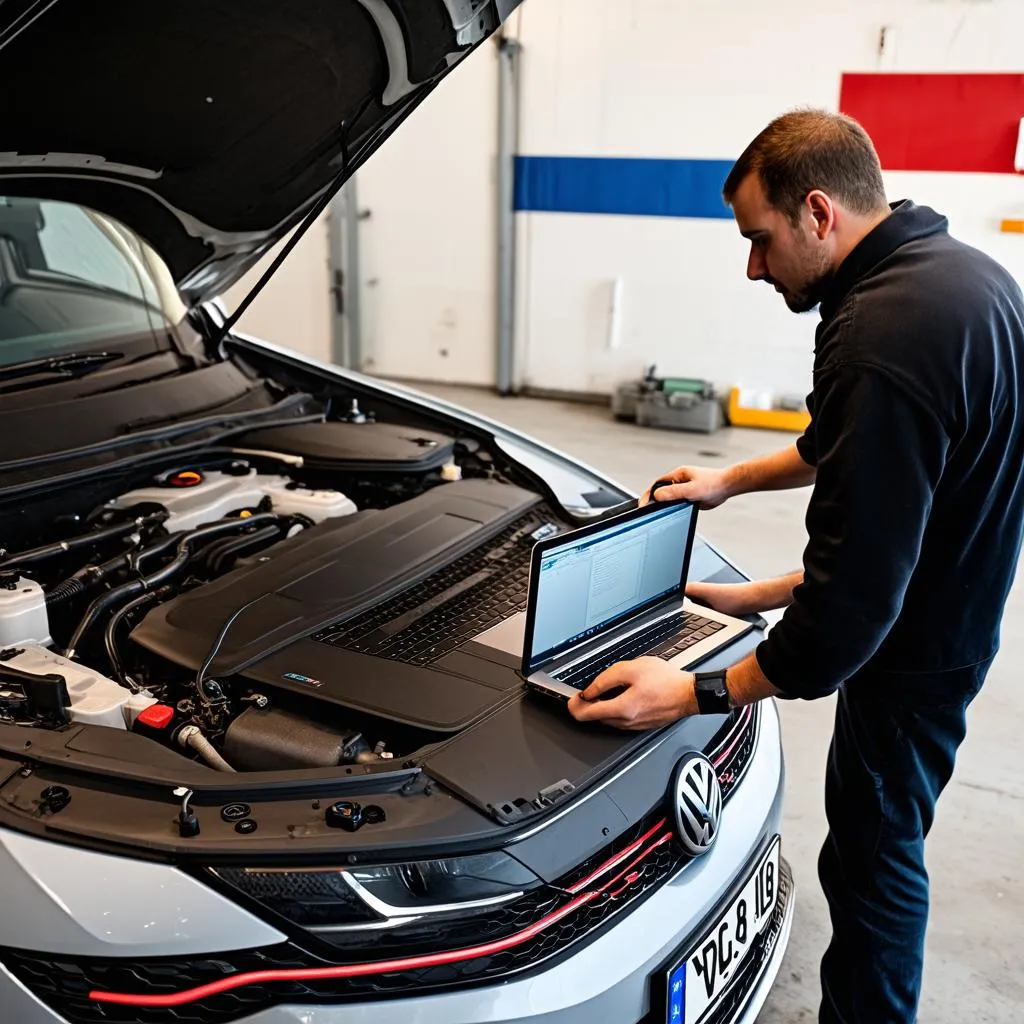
[817,660,991,1024]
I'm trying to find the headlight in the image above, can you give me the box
[213,851,541,933]
[346,851,538,916]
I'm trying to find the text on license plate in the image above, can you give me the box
[666,838,781,1024]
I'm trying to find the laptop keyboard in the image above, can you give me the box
[551,611,726,690]
[312,511,554,666]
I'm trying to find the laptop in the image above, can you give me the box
[478,498,754,702]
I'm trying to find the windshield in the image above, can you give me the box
[0,197,188,366]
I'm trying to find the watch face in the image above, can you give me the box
[696,674,730,714]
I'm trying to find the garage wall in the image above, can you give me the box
[353,42,501,386]
[513,0,1024,398]
[350,0,1024,397]
[221,219,333,363]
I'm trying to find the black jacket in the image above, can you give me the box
[756,201,1024,700]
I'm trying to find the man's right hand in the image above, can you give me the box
[638,444,816,509]
[639,465,732,509]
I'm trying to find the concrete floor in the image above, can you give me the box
[413,382,1024,1024]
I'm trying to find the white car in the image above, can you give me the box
[0,2,792,1023]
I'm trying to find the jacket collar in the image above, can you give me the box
[818,200,949,324]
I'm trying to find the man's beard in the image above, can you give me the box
[776,261,834,314]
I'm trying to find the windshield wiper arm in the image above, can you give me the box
[0,351,123,385]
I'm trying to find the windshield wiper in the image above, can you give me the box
[0,351,123,388]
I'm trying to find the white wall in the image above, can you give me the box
[513,0,1024,397]
[344,0,1024,397]
[354,41,500,386]
[221,219,333,363]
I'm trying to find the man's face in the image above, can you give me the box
[730,173,833,313]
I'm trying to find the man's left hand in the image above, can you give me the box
[567,658,698,730]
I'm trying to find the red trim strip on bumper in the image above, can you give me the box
[90,822,672,1008]
[90,707,756,1009]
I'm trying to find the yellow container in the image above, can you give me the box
[727,388,811,432]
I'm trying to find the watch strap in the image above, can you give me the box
[693,669,731,715]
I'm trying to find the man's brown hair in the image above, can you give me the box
[722,109,888,222]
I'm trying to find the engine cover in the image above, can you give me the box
[109,469,356,532]
[129,479,541,678]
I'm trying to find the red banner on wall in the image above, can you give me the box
[839,73,1024,174]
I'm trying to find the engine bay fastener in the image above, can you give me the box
[325,800,363,832]
[39,785,71,813]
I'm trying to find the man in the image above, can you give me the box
[568,109,1024,1023]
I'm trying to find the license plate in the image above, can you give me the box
[665,837,781,1024]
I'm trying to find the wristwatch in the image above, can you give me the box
[693,670,732,715]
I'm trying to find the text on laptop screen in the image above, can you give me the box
[530,502,694,667]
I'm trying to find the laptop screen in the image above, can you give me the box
[528,501,694,669]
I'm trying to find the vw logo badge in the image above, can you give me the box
[671,752,722,856]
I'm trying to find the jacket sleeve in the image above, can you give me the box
[794,388,818,466]
[755,362,949,699]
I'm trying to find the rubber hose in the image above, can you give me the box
[45,577,87,608]
[47,550,134,608]
[179,727,236,773]
[204,524,282,576]
[0,514,164,573]
[103,589,167,688]
[143,513,279,589]
[64,513,280,657]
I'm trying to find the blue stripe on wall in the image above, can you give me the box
[513,156,735,219]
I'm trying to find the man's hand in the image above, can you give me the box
[638,445,816,509]
[639,465,732,509]
[686,580,767,617]
[567,658,697,730]
[688,572,803,616]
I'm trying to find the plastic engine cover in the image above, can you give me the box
[0,646,155,729]
[109,469,357,532]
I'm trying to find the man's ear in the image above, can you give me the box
[804,190,836,240]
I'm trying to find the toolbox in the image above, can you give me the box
[612,366,723,434]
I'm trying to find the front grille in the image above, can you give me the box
[0,816,681,1024]
[1,708,761,1024]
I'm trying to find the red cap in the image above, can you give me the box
[136,704,175,729]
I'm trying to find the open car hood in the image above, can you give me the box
[0,0,522,304]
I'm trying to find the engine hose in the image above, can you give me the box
[0,514,165,573]
[46,548,139,609]
[130,533,181,575]
[64,513,280,658]
[203,524,283,577]
[45,577,87,608]
[103,589,169,688]
[142,512,280,590]
[177,725,236,772]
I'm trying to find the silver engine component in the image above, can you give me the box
[0,578,51,647]
[0,645,156,729]
[108,469,357,533]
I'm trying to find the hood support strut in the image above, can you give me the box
[210,160,351,353]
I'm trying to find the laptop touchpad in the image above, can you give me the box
[474,611,527,657]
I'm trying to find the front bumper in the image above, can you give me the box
[0,701,789,1024]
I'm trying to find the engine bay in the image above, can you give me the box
[0,405,543,777]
